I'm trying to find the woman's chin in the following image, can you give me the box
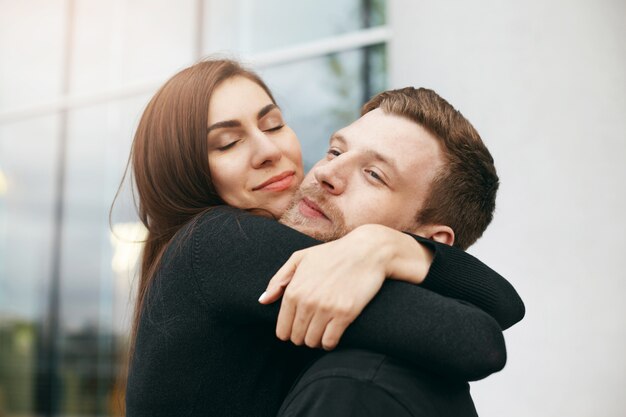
[272,190,300,218]
[244,190,297,219]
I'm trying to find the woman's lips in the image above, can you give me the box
[253,171,295,192]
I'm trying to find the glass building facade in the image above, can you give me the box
[0,0,387,415]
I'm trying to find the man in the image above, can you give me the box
[283,87,496,248]
[263,86,511,349]
[263,87,517,416]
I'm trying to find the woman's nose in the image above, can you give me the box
[251,132,282,168]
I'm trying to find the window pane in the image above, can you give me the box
[0,115,61,416]
[0,1,388,415]
[56,95,147,415]
[203,0,387,55]
[0,0,65,111]
[71,0,197,94]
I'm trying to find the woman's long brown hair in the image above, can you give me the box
[110,59,277,414]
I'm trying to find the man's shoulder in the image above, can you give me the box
[278,349,414,417]
[278,349,477,417]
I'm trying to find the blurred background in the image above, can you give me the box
[0,0,624,416]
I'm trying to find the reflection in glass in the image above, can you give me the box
[203,0,386,55]
[54,95,149,416]
[0,0,387,414]
[0,0,65,111]
[71,0,197,94]
[0,115,60,416]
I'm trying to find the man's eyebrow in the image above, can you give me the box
[330,132,399,175]
[330,132,347,145]
[364,149,399,176]
[207,104,279,133]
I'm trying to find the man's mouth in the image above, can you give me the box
[298,197,329,220]
[252,171,295,192]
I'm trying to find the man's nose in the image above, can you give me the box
[312,159,347,195]
[251,131,282,168]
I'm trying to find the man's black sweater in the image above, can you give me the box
[126,206,524,417]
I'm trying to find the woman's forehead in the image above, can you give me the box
[208,76,274,123]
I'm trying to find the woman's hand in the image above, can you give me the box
[258,224,433,350]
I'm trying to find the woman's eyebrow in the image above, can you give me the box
[207,104,278,133]
[257,103,278,119]
[207,120,241,133]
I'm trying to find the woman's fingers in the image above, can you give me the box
[275,292,297,341]
[303,311,330,348]
[285,295,355,350]
[265,235,388,349]
[288,299,315,345]
[285,302,342,349]
[321,318,351,351]
[259,252,301,304]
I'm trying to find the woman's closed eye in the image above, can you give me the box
[260,112,285,133]
[217,140,239,151]
[264,124,284,132]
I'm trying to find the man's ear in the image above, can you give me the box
[415,224,455,246]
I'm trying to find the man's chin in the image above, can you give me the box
[279,193,349,241]
[280,217,346,242]
[291,223,332,241]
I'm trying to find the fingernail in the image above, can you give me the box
[258,291,267,303]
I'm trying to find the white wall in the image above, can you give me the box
[389,1,626,416]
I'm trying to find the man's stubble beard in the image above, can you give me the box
[279,183,350,242]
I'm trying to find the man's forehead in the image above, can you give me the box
[335,109,419,145]
[332,110,436,169]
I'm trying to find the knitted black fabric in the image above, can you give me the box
[126,206,524,417]
[416,238,525,330]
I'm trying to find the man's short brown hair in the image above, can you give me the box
[362,87,499,250]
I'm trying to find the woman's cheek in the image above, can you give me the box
[209,155,245,204]
[279,127,303,168]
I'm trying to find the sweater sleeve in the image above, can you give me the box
[412,235,526,330]
[191,206,505,381]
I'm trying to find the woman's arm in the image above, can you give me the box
[414,233,525,330]
[192,206,505,381]
[352,224,526,330]
[263,223,525,331]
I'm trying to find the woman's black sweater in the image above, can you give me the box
[126,206,524,417]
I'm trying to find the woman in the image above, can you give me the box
[122,59,523,416]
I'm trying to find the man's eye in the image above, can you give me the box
[327,148,341,158]
[365,169,386,184]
